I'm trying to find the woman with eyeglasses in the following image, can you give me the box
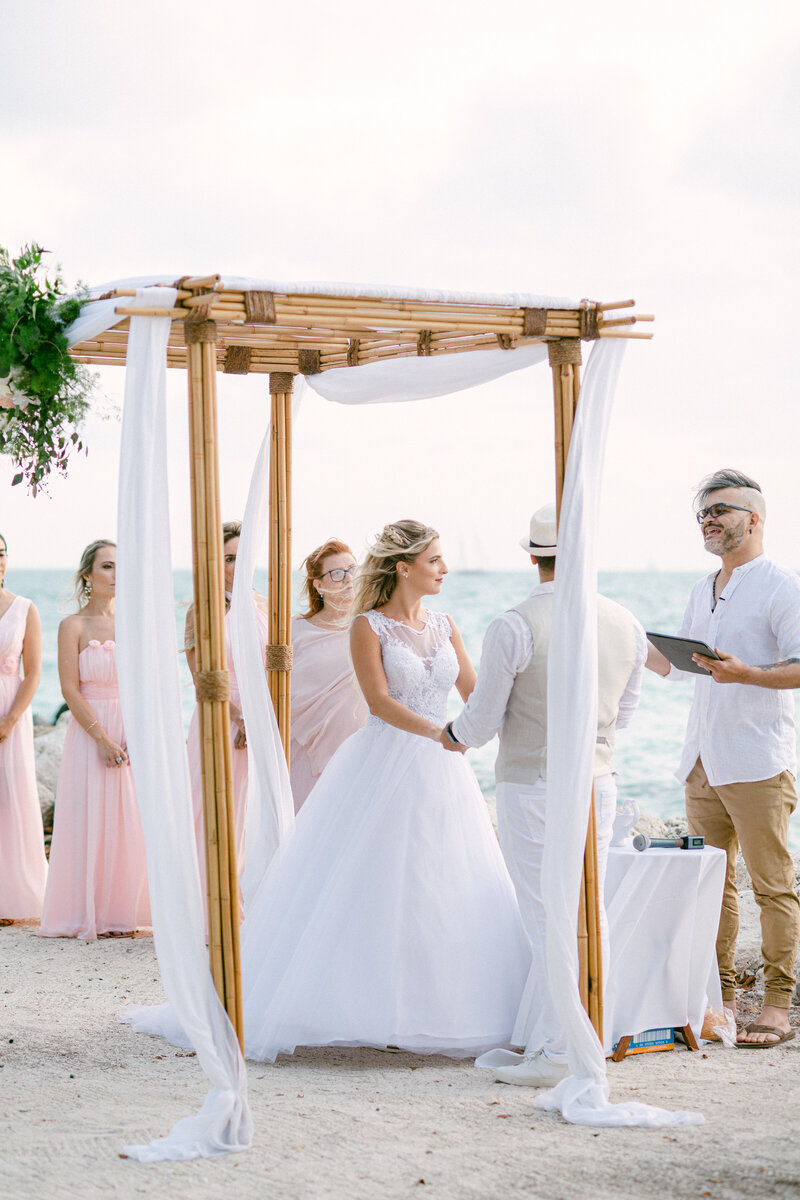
[184,521,269,913]
[290,539,367,810]
[0,532,48,925]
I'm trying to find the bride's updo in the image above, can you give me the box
[353,520,439,614]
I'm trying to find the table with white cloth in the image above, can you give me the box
[603,843,726,1057]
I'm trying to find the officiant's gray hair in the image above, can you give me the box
[353,520,439,614]
[695,469,766,522]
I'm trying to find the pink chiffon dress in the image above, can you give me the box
[39,640,151,939]
[0,596,47,920]
[186,605,268,902]
[289,616,368,811]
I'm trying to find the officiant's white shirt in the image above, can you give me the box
[665,555,800,787]
[452,582,646,755]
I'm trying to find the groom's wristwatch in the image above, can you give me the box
[443,722,462,745]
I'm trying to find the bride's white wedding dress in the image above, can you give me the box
[122,608,529,1061]
[239,608,529,1061]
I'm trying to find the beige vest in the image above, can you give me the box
[495,591,638,785]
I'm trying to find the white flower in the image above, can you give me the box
[0,369,31,412]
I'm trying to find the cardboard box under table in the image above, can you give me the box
[603,843,726,1060]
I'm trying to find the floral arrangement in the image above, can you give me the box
[0,243,96,494]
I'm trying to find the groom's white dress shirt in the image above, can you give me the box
[452,582,646,757]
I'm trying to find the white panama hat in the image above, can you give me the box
[519,503,558,556]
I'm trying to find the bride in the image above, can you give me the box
[238,520,529,1061]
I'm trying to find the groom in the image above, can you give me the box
[442,504,646,1085]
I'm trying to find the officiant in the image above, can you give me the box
[442,504,646,1086]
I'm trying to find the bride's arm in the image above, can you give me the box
[447,616,477,702]
[350,615,444,741]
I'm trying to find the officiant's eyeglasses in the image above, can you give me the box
[320,566,355,583]
[695,503,753,525]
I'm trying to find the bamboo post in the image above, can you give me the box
[185,314,244,1051]
[548,338,603,1045]
[267,372,294,759]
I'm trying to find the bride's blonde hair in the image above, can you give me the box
[352,520,439,615]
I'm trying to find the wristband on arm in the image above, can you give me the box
[443,721,462,746]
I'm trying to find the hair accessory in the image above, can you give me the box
[383,526,406,548]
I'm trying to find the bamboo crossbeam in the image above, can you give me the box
[597,299,635,311]
[114,305,241,321]
[277,294,532,318]
[182,274,222,290]
[273,311,528,336]
[111,287,194,300]
[597,330,653,339]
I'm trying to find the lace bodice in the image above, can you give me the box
[362,608,457,728]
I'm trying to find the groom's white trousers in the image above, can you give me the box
[495,773,617,1062]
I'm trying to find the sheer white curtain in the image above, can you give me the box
[230,430,295,910]
[114,289,252,1161]
[303,342,548,406]
[533,341,702,1128]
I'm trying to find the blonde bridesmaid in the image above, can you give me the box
[0,533,47,923]
[290,539,367,811]
[40,540,150,939]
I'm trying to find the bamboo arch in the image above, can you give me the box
[70,279,653,1049]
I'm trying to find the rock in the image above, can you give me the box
[34,712,69,829]
[631,812,669,839]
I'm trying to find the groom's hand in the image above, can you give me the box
[440,725,467,753]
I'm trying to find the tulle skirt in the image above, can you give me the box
[239,722,530,1061]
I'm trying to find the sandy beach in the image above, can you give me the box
[1,917,798,1200]
[6,724,797,1197]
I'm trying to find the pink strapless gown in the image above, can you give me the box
[40,640,151,939]
[0,596,47,919]
[187,606,268,909]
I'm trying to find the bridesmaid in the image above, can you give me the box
[290,539,367,811]
[0,533,47,923]
[184,522,268,904]
[40,540,150,939]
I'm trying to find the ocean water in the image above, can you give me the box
[10,567,800,851]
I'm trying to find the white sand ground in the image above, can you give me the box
[2,923,799,1200]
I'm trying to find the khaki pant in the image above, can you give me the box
[685,758,800,1008]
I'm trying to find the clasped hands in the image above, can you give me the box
[439,726,467,754]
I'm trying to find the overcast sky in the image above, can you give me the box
[2,0,798,571]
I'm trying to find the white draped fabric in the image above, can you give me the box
[70,275,580,311]
[230,431,295,909]
[113,289,252,1161]
[61,279,700,1154]
[532,341,702,1128]
[302,343,549,406]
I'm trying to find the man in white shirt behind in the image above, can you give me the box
[442,504,646,1086]
[647,468,800,1048]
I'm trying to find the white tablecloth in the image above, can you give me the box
[603,844,726,1053]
